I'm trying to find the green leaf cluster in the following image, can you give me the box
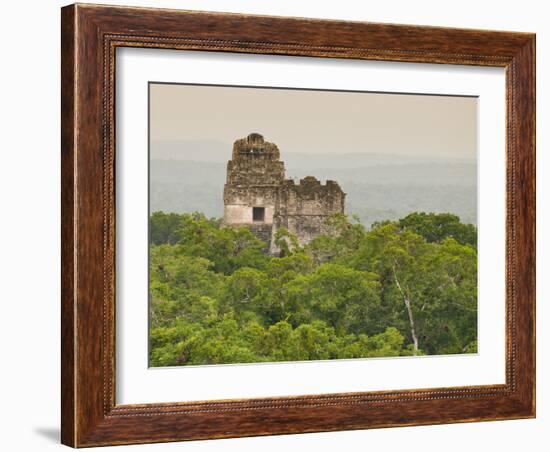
[149,211,478,366]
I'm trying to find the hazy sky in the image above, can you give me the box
[150,83,477,159]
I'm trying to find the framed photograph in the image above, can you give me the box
[61,4,535,447]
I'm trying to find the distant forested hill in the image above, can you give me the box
[150,160,477,227]
[150,149,477,227]
[150,160,226,216]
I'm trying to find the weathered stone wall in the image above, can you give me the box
[247,223,273,245]
[226,133,285,186]
[277,177,345,216]
[224,186,277,224]
[271,177,345,252]
[222,133,346,253]
[223,133,284,230]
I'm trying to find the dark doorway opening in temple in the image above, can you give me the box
[253,207,265,222]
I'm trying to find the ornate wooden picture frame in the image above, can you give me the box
[61,3,535,447]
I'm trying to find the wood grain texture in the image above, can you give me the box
[60,3,536,447]
[60,5,76,447]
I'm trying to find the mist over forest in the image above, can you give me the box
[150,140,477,227]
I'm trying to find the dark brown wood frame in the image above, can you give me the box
[61,3,536,447]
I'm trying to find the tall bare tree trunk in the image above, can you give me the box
[392,264,419,355]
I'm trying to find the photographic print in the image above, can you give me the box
[148,83,478,367]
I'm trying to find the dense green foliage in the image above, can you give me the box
[149,211,478,366]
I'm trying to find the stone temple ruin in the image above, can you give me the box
[223,133,346,254]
